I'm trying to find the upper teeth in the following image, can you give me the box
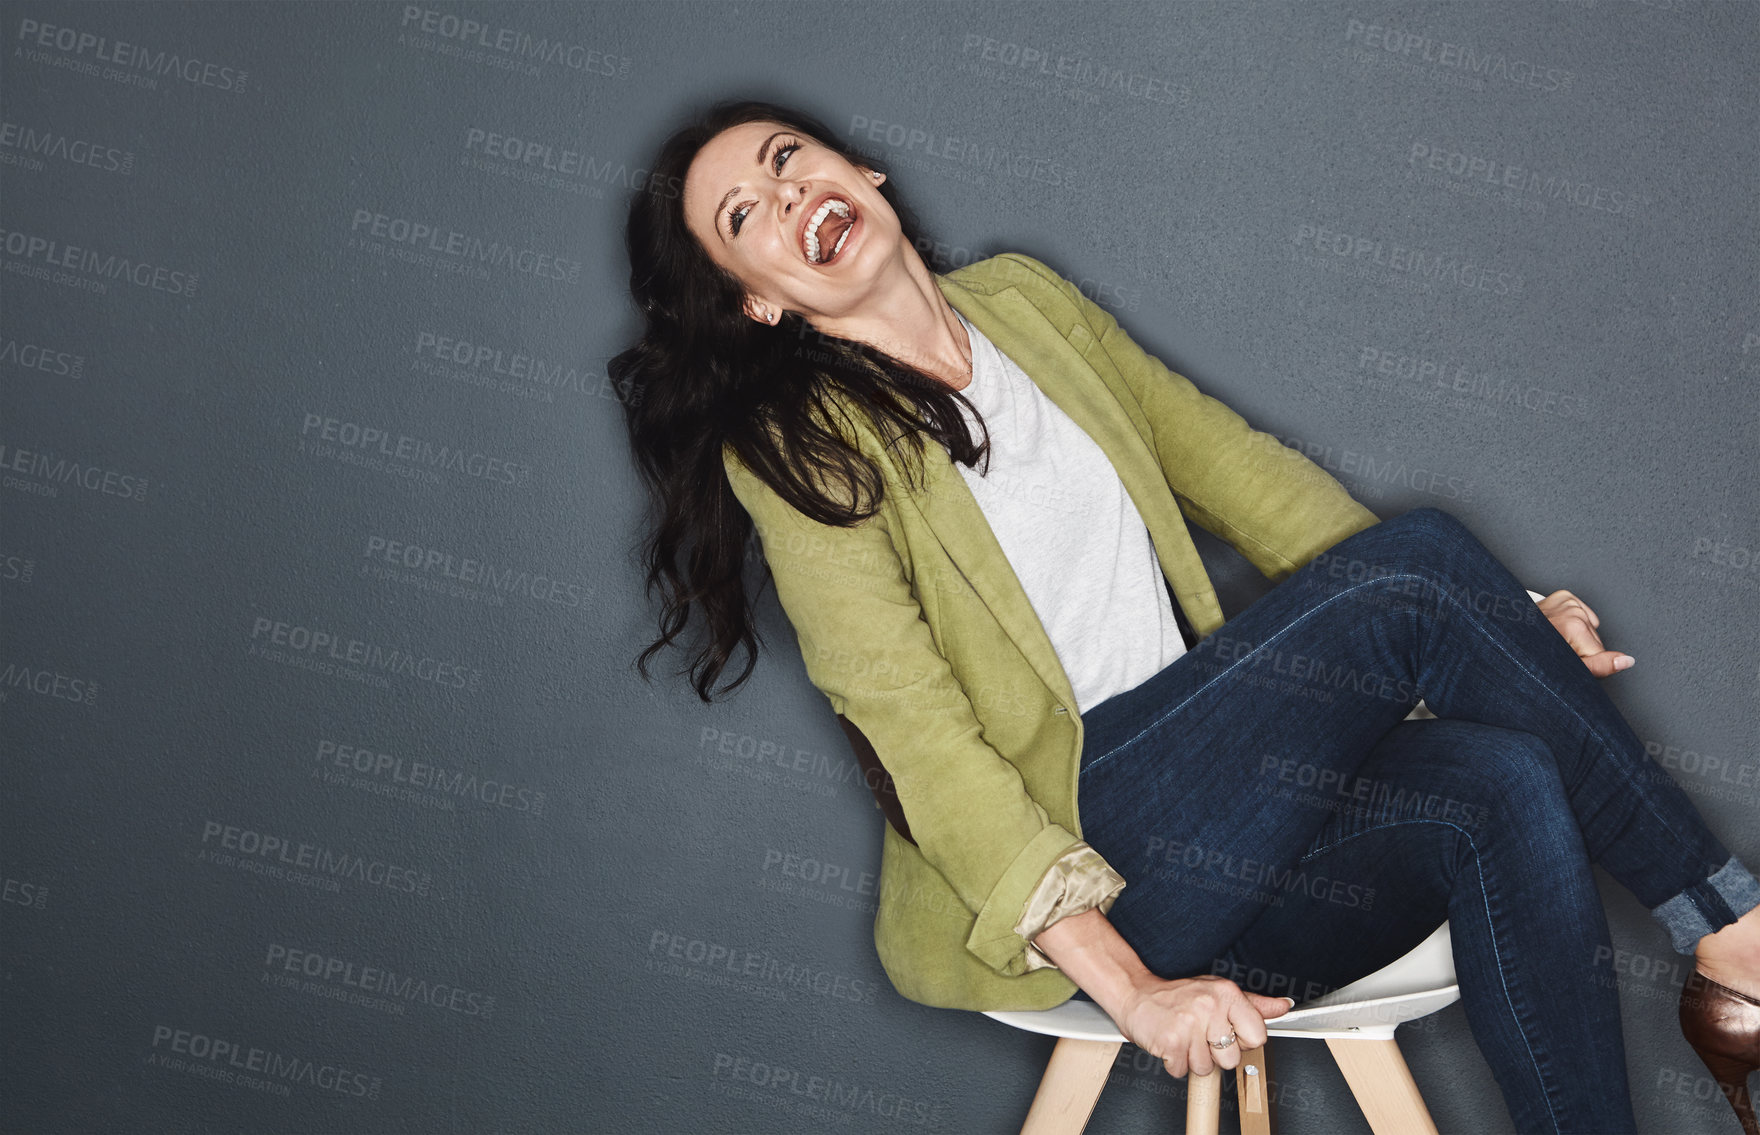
[804,198,852,262]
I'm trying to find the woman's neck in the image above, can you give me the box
[805,253,973,389]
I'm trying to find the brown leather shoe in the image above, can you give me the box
[1680,968,1760,1135]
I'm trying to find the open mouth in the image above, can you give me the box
[800,196,857,265]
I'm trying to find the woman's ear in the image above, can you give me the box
[741,295,777,325]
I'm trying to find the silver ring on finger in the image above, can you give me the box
[1209,1031,1237,1049]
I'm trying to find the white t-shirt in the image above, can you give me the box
[946,310,1188,715]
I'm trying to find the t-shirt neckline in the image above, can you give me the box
[953,309,993,393]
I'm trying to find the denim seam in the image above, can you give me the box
[1413,569,1713,879]
[1087,566,1712,885]
[1081,578,1403,775]
[1298,820,1563,1135]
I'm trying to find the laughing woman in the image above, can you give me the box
[610,98,1760,1135]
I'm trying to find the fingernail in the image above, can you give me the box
[1614,655,1635,670]
[1282,997,1297,1008]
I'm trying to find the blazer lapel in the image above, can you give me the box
[890,273,1224,712]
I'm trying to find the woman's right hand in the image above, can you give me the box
[1114,973,1294,1078]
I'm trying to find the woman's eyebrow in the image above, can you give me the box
[715,130,787,239]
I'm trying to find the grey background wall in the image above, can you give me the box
[2,1,1754,1132]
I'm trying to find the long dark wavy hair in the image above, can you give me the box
[611,97,992,703]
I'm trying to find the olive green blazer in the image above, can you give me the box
[721,252,1381,1011]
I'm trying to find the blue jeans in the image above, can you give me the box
[1067,507,1760,1135]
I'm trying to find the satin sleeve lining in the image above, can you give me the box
[1014,841,1128,973]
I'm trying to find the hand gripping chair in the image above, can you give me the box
[983,919,1459,1135]
[837,698,1461,1135]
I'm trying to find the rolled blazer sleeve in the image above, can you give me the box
[1001,253,1382,579]
[1013,841,1127,972]
[722,443,1099,977]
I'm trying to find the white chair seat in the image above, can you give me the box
[983,920,1459,1042]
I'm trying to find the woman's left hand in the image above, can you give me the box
[1534,589,1634,677]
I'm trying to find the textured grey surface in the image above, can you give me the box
[2,1,1755,1131]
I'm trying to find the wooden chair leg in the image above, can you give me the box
[1187,1067,1222,1135]
[1019,1037,1121,1135]
[1236,1044,1273,1135]
[1324,1037,1439,1135]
